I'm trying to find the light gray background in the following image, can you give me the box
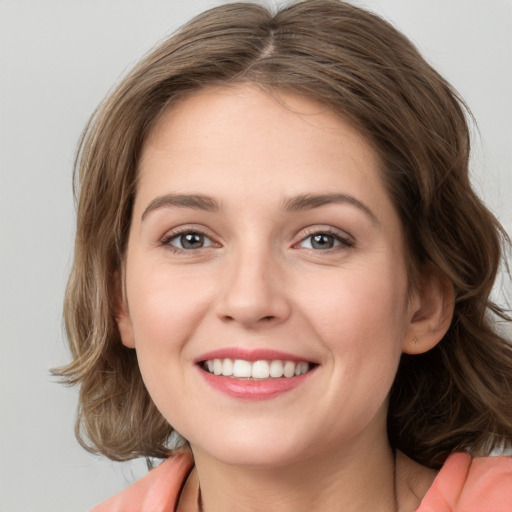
[1,1,511,511]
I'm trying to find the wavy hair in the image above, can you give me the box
[55,0,512,467]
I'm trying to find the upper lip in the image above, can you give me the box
[194,347,318,364]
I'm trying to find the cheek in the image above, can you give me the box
[127,261,212,344]
[302,261,408,343]
[124,264,218,408]
[299,260,409,402]
[316,268,407,406]
[125,265,214,423]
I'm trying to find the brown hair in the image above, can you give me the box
[56,0,512,467]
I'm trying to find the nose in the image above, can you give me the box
[215,246,291,328]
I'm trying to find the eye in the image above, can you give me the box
[298,231,353,250]
[164,231,216,250]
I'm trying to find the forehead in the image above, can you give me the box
[136,84,391,220]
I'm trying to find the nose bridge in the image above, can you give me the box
[217,238,290,327]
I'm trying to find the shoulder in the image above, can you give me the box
[418,452,512,512]
[90,451,194,512]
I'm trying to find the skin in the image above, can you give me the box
[117,85,452,511]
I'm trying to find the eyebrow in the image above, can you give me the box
[141,193,220,220]
[283,193,379,225]
[141,192,379,225]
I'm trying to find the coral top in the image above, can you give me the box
[90,452,512,512]
[417,453,512,511]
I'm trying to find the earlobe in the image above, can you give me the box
[116,304,136,349]
[114,272,136,349]
[403,267,455,355]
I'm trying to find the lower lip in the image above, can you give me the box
[198,368,314,400]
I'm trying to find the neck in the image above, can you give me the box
[192,436,397,512]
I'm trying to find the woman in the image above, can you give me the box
[57,1,512,510]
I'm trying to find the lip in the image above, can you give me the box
[195,347,318,400]
[198,367,315,400]
[194,347,317,364]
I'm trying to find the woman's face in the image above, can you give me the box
[117,85,420,467]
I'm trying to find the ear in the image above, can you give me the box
[114,271,136,349]
[402,266,454,355]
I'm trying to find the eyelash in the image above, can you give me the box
[294,227,354,252]
[160,227,218,254]
[160,227,355,254]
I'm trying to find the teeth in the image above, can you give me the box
[283,361,295,378]
[203,358,310,379]
[232,359,252,378]
[252,360,270,379]
[295,362,308,376]
[269,360,284,378]
[213,359,222,375]
[222,358,233,376]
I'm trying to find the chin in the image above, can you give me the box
[187,421,322,469]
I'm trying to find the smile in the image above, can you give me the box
[196,349,318,399]
[203,358,311,379]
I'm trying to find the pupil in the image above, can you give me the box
[181,233,204,249]
[311,234,334,249]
